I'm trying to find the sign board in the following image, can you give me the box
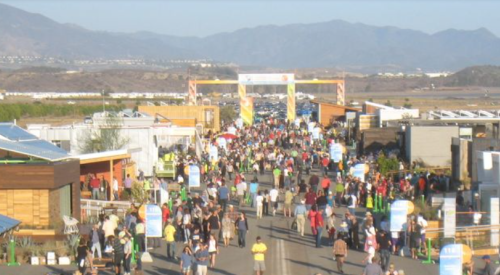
[235,118,243,129]
[189,165,201,188]
[352,163,366,182]
[209,145,218,162]
[312,127,321,140]
[238,73,294,85]
[443,198,456,238]
[439,244,462,275]
[307,122,315,133]
[330,143,343,162]
[217,137,227,150]
[491,197,499,246]
[145,204,162,237]
[160,181,169,206]
[294,118,301,127]
[390,200,409,232]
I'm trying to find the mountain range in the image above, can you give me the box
[1,3,500,72]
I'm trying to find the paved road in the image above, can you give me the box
[0,168,463,275]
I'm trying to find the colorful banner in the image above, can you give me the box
[189,165,201,188]
[336,81,345,106]
[238,84,246,99]
[287,83,296,121]
[439,244,462,275]
[241,97,254,126]
[160,181,169,206]
[238,73,294,85]
[188,80,197,106]
[390,200,409,232]
[352,163,366,182]
[444,198,456,238]
[145,204,163,237]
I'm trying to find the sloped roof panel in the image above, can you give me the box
[0,214,21,236]
[0,139,69,161]
[0,123,38,141]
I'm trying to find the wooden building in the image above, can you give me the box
[0,123,80,227]
[75,149,133,200]
[138,105,220,132]
[311,100,360,126]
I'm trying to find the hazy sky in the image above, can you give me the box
[1,0,499,37]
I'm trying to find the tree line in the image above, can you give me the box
[0,103,125,122]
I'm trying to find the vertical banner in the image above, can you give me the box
[390,200,409,232]
[330,143,343,162]
[336,81,345,106]
[188,80,197,106]
[491,197,499,246]
[209,145,219,162]
[160,180,169,206]
[238,84,247,99]
[189,165,201,188]
[145,204,163,237]
[287,83,296,121]
[241,97,254,126]
[444,198,456,238]
[439,244,463,275]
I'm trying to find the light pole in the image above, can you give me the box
[101,90,105,113]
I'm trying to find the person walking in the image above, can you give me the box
[377,231,392,272]
[315,208,325,248]
[251,236,267,275]
[363,256,384,275]
[284,187,294,217]
[256,191,264,219]
[180,246,193,275]
[123,235,132,275]
[164,220,177,260]
[235,212,249,248]
[333,234,348,274]
[294,200,307,236]
[76,238,92,275]
[208,234,219,268]
[269,187,279,216]
[222,212,234,247]
[90,224,102,260]
[195,242,210,275]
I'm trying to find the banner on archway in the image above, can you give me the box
[241,97,254,125]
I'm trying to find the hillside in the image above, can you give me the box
[445,66,500,87]
[1,3,500,71]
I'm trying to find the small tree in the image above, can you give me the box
[220,106,237,125]
[377,153,400,176]
[80,115,129,153]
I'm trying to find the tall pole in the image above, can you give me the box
[102,90,105,113]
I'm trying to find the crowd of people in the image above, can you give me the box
[76,116,465,275]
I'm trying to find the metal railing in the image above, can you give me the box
[80,199,132,223]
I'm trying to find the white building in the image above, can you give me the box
[27,112,199,176]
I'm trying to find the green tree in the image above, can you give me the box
[79,114,129,153]
[220,105,237,125]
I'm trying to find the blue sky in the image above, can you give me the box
[1,0,499,37]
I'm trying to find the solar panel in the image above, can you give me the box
[0,123,38,141]
[0,214,21,236]
[23,140,69,155]
[0,139,69,161]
